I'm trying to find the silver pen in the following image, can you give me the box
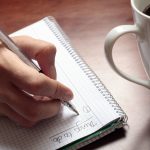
[0,29,79,115]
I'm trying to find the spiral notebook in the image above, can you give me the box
[0,16,127,150]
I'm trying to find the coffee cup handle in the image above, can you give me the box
[104,25,150,89]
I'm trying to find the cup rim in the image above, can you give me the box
[131,0,150,19]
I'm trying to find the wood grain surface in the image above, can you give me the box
[0,0,150,150]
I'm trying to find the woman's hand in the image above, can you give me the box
[0,36,73,127]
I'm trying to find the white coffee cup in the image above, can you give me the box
[104,0,150,89]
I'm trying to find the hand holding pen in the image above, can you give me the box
[0,32,78,127]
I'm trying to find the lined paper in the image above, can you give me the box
[0,18,121,150]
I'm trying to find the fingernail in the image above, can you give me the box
[62,90,73,101]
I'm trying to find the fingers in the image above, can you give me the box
[0,76,62,127]
[6,85,61,121]
[12,36,56,79]
[12,69,73,101]
[0,45,73,101]
[0,102,36,127]
[1,85,61,124]
[0,36,74,127]
[11,36,73,100]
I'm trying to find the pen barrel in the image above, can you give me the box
[0,30,40,72]
[62,101,79,115]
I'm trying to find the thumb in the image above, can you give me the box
[49,78,74,101]
[11,65,73,101]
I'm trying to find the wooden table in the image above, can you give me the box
[0,0,150,149]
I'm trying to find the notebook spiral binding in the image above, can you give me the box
[44,17,128,125]
[44,16,128,150]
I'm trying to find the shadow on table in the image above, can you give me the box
[79,128,126,150]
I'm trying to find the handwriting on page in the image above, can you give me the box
[49,104,101,146]
[49,116,98,144]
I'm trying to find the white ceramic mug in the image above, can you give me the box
[104,0,150,89]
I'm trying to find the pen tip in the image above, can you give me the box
[75,110,79,115]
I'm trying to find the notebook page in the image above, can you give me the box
[0,19,121,150]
